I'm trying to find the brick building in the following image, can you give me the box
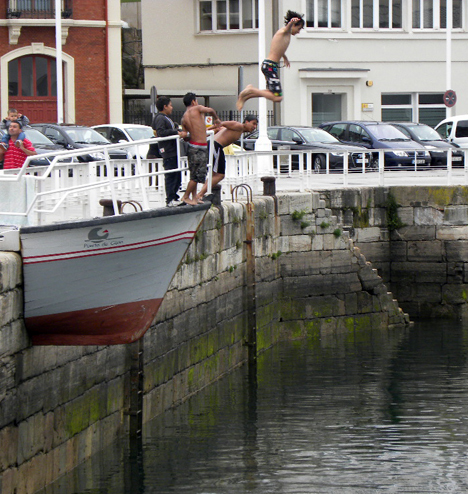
[0,0,123,126]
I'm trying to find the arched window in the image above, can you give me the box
[8,55,59,122]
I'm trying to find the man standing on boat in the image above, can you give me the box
[0,121,37,169]
[152,96,188,207]
[196,115,258,201]
[181,92,221,206]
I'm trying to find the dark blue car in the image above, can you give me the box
[319,121,431,169]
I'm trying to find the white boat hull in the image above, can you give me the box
[20,204,209,345]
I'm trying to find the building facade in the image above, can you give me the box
[142,0,468,126]
[0,0,123,125]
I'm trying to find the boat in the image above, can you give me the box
[0,136,213,345]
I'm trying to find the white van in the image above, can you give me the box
[435,115,468,147]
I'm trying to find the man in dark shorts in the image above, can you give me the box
[181,92,221,205]
[236,10,304,110]
[196,116,258,201]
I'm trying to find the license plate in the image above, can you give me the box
[412,159,426,164]
[355,158,368,163]
[452,156,462,161]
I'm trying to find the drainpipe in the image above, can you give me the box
[105,0,110,123]
[232,185,257,364]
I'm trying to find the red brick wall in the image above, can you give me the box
[0,0,109,126]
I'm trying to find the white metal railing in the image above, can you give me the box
[0,133,215,226]
[224,146,468,192]
[1,135,467,226]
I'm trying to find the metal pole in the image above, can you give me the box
[55,0,63,123]
[254,0,273,174]
[446,0,453,118]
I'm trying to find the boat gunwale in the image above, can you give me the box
[19,200,212,234]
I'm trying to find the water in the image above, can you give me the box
[40,320,468,493]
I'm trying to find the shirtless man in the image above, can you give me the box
[181,92,221,205]
[236,10,304,110]
[196,115,258,200]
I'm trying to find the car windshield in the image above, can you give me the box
[23,128,56,145]
[298,128,339,144]
[405,124,443,141]
[125,127,154,140]
[64,128,110,144]
[370,124,410,141]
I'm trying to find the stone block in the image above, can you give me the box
[446,241,468,262]
[436,225,468,240]
[414,207,444,225]
[288,235,312,252]
[330,250,358,274]
[442,284,468,305]
[397,225,436,241]
[0,253,22,292]
[17,412,45,464]
[0,424,18,470]
[443,205,468,225]
[398,207,414,226]
[355,227,382,243]
[358,264,382,291]
[407,240,443,262]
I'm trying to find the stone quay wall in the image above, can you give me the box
[0,192,410,494]
[323,185,468,319]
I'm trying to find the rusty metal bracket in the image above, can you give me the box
[231,184,253,204]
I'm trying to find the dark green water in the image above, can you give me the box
[40,320,468,493]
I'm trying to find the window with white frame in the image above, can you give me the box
[306,0,342,28]
[412,0,462,29]
[351,0,402,28]
[199,0,258,31]
[381,93,446,127]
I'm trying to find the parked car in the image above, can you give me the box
[92,123,155,159]
[434,115,468,148]
[0,126,73,167]
[319,121,431,168]
[30,124,129,162]
[241,126,368,172]
[389,122,464,167]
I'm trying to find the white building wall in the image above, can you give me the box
[142,0,468,124]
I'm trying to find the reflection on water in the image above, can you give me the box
[39,320,468,493]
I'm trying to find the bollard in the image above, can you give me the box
[261,176,276,196]
[211,184,222,206]
[99,199,122,216]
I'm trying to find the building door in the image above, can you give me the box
[8,55,59,122]
[312,93,342,126]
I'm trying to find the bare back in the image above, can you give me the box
[214,121,245,148]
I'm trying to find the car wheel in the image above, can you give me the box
[313,154,325,173]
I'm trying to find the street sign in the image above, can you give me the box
[444,89,457,108]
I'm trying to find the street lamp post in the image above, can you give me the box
[254,0,273,175]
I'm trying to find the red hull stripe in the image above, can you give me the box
[23,230,196,264]
[27,298,163,345]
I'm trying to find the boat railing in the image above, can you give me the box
[0,133,215,226]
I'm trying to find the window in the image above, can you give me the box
[328,123,347,140]
[352,0,401,28]
[413,0,462,29]
[379,0,402,28]
[199,0,258,31]
[8,55,56,97]
[349,124,370,143]
[306,0,342,28]
[381,93,446,126]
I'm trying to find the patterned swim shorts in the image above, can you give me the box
[187,144,208,184]
[261,59,282,97]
